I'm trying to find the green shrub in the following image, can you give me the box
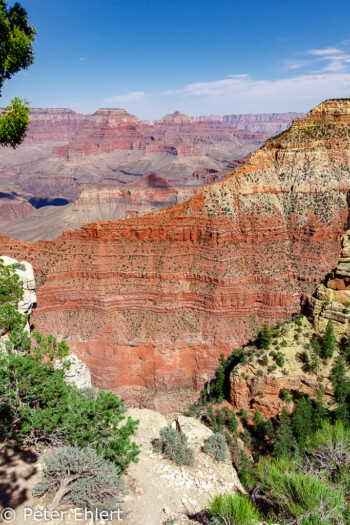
[33,446,124,517]
[257,324,272,349]
[253,409,266,439]
[241,429,252,447]
[321,321,337,359]
[279,388,293,403]
[0,342,139,470]
[0,258,24,307]
[261,355,268,366]
[153,427,194,466]
[239,408,248,421]
[227,409,238,432]
[236,450,256,490]
[208,493,260,525]
[257,457,345,522]
[79,387,95,399]
[273,351,285,367]
[224,432,233,446]
[203,433,228,462]
[306,421,350,482]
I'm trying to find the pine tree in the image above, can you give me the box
[265,418,276,441]
[237,450,256,490]
[227,409,238,432]
[210,354,226,402]
[313,391,329,430]
[321,320,337,359]
[330,356,350,426]
[292,396,314,448]
[273,408,298,458]
[253,409,266,440]
[216,408,226,430]
[257,324,272,349]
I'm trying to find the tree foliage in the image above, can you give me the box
[0,1,36,147]
[321,320,337,359]
[0,97,30,147]
[256,324,272,349]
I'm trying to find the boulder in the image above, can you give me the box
[54,354,92,389]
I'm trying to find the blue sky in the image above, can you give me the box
[3,0,350,118]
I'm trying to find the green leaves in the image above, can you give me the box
[0,258,23,307]
[0,1,35,90]
[0,351,139,470]
[0,97,31,148]
[321,321,337,359]
[0,1,36,147]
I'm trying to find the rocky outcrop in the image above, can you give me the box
[229,316,334,418]
[157,110,192,125]
[308,230,350,337]
[123,408,243,524]
[0,194,36,221]
[1,100,350,396]
[54,354,92,389]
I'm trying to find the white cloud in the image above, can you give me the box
[79,57,86,61]
[102,45,350,119]
[305,47,350,73]
[104,91,147,104]
[307,47,342,56]
[283,59,309,70]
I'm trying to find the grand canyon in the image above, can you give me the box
[0,99,348,405]
[0,108,303,241]
[4,1,350,522]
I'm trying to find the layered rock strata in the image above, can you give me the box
[308,230,350,337]
[0,100,349,396]
[193,112,306,134]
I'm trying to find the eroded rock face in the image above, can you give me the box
[1,100,350,395]
[54,354,92,390]
[229,317,334,418]
[308,230,350,337]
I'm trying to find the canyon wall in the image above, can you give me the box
[0,109,269,241]
[0,100,349,399]
[193,112,306,134]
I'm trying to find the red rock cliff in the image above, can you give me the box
[1,100,350,395]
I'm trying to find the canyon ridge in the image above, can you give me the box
[0,109,303,241]
[0,100,347,408]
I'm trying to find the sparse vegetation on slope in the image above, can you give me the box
[186,305,350,523]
